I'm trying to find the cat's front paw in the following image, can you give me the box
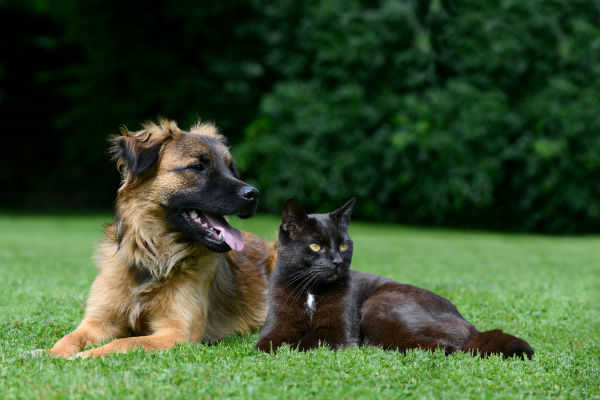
[255,338,280,353]
[297,341,320,352]
[297,338,345,352]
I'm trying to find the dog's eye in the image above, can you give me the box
[339,242,349,252]
[189,164,206,172]
[229,162,240,178]
[309,243,321,252]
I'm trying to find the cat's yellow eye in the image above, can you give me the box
[309,243,321,252]
[339,242,349,252]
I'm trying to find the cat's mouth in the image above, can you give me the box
[323,268,346,283]
[181,209,244,252]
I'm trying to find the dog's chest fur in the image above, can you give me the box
[95,231,273,341]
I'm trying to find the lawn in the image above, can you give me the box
[0,213,598,399]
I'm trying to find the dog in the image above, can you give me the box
[36,119,277,358]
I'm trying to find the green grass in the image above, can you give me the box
[0,214,598,399]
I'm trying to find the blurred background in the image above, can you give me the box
[1,0,599,233]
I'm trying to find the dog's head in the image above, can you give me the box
[110,119,258,253]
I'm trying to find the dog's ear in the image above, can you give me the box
[281,198,308,236]
[330,197,356,227]
[110,119,180,185]
[113,134,162,177]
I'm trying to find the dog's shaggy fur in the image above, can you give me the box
[41,119,277,358]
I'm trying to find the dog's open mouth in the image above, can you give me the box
[183,210,244,251]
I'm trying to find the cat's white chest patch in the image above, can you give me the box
[305,292,316,320]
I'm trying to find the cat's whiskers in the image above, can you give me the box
[280,270,313,291]
[282,266,328,293]
[285,273,314,304]
[286,271,321,305]
[292,266,346,304]
[289,271,323,305]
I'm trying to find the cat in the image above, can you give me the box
[256,198,534,359]
[256,198,359,351]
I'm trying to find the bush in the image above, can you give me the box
[0,0,272,207]
[3,0,599,232]
[236,0,600,233]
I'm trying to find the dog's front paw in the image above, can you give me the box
[26,349,49,358]
[27,348,80,359]
[66,351,91,360]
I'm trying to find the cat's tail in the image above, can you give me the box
[463,329,534,360]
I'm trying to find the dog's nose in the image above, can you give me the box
[240,186,259,201]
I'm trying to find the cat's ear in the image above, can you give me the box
[330,197,356,226]
[282,198,308,235]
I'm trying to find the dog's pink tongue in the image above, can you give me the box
[205,215,245,251]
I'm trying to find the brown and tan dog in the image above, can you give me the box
[36,119,276,358]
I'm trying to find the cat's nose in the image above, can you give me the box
[332,253,343,266]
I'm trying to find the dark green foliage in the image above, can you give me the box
[236,0,600,232]
[0,0,271,207]
[1,0,599,232]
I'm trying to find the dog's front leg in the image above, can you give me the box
[70,328,186,358]
[70,310,204,358]
[71,281,210,358]
[31,318,125,358]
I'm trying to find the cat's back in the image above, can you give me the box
[350,270,464,317]
[351,270,390,300]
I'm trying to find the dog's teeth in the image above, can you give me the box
[189,210,198,219]
[217,232,223,240]
[202,223,208,228]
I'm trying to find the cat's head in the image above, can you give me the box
[276,198,356,287]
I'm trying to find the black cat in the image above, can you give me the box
[256,198,534,359]
[256,198,359,351]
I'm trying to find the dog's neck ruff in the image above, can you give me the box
[115,200,197,281]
